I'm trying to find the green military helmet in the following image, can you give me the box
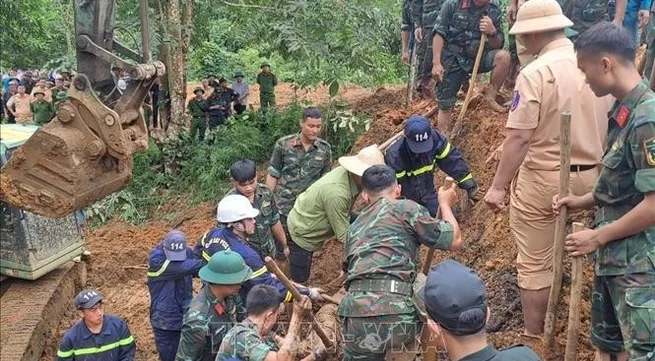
[199,250,252,285]
[233,71,245,78]
[260,63,270,69]
[55,91,68,101]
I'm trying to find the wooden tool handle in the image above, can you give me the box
[564,222,585,361]
[456,33,488,123]
[421,176,456,275]
[264,257,334,350]
[320,294,341,306]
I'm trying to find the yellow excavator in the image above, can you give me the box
[1,0,165,218]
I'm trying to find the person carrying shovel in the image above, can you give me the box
[484,0,613,341]
[554,22,655,361]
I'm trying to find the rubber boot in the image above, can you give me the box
[484,86,506,112]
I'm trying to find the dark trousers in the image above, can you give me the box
[288,239,313,283]
[234,103,246,115]
[207,113,226,131]
[153,328,181,361]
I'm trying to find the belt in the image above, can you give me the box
[594,205,634,226]
[570,164,596,172]
[347,279,413,296]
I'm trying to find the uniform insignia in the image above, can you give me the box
[215,303,225,315]
[644,137,655,166]
[510,90,520,112]
[461,0,470,9]
[616,106,630,128]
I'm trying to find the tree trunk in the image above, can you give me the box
[156,0,171,132]
[167,0,185,131]
[181,1,193,102]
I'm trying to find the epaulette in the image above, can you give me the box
[316,137,332,149]
[632,96,655,128]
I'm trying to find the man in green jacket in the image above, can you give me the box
[30,91,55,125]
[256,63,277,109]
[188,87,207,141]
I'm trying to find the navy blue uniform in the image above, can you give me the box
[56,314,135,361]
[147,246,204,361]
[194,227,309,302]
[385,130,477,216]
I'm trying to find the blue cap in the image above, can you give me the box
[75,289,103,309]
[162,230,188,261]
[418,260,488,336]
[404,115,433,154]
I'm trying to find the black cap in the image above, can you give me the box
[419,260,488,335]
[75,289,103,309]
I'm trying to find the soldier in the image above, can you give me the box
[31,78,52,102]
[30,90,55,125]
[188,87,207,141]
[286,145,385,283]
[196,194,321,302]
[413,0,444,98]
[266,107,332,263]
[338,165,463,361]
[554,22,655,361]
[256,63,277,109]
[402,0,415,66]
[56,289,136,361]
[431,0,511,132]
[420,260,541,360]
[147,230,204,361]
[385,115,480,217]
[217,285,325,361]
[645,1,655,87]
[175,251,251,361]
[484,0,612,337]
[225,159,289,260]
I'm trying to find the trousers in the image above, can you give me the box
[153,328,181,361]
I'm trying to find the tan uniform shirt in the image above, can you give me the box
[7,94,33,124]
[506,38,612,171]
[30,86,52,102]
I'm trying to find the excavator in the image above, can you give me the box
[0,0,165,218]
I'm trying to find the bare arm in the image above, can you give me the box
[271,221,288,249]
[598,192,655,243]
[263,296,311,361]
[438,194,462,250]
[266,174,279,192]
[614,0,628,24]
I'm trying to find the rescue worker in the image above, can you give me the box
[338,165,463,361]
[217,285,325,361]
[402,0,415,66]
[266,107,332,262]
[56,289,136,361]
[554,22,655,361]
[413,0,444,98]
[420,260,542,360]
[484,0,612,337]
[175,250,251,361]
[206,78,233,131]
[225,159,289,260]
[187,87,207,141]
[147,230,204,361]
[385,115,480,217]
[256,63,277,109]
[196,194,321,302]
[431,0,511,132]
[286,145,385,283]
[30,90,55,125]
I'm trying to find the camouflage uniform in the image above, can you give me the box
[590,80,655,360]
[567,0,609,37]
[175,286,246,361]
[268,134,332,217]
[645,2,655,84]
[225,183,279,259]
[256,72,277,108]
[337,198,454,361]
[216,319,278,361]
[413,0,445,79]
[433,0,505,110]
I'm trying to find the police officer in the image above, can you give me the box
[338,165,463,361]
[56,290,136,361]
[554,22,655,361]
[175,251,251,361]
[196,194,321,302]
[205,78,236,131]
[431,0,511,132]
[484,0,611,337]
[147,230,204,361]
[385,115,480,217]
[420,260,541,360]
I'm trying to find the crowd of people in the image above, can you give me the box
[36,0,655,360]
[1,69,71,125]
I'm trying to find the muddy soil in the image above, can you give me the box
[41,87,595,361]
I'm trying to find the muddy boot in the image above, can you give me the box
[484,86,506,112]
[420,77,433,99]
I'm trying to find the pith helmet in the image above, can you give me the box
[199,250,252,285]
[509,0,574,35]
[338,145,385,176]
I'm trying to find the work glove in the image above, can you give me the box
[461,180,483,202]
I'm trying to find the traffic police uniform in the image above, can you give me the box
[56,290,136,361]
[385,115,478,216]
[147,230,204,361]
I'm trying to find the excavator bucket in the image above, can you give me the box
[0,74,152,218]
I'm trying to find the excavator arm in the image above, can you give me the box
[0,0,165,217]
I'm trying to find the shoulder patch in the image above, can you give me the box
[616,105,630,128]
[644,137,655,166]
[510,91,520,112]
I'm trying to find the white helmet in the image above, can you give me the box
[216,194,260,223]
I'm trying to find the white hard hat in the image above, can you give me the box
[216,194,260,223]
